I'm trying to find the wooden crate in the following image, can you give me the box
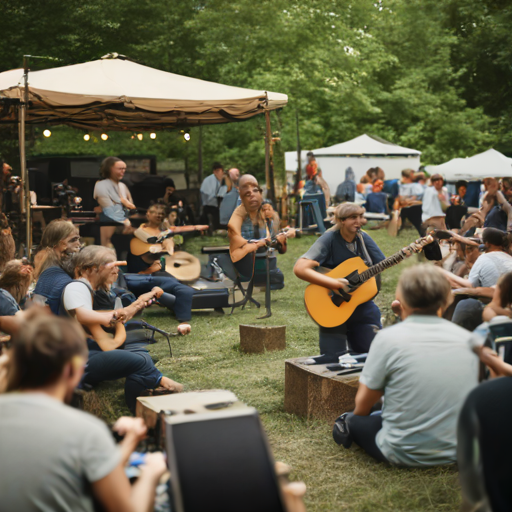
[284,357,360,424]
[239,324,286,353]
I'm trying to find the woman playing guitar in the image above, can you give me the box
[294,203,386,364]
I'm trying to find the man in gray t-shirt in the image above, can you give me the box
[333,265,478,466]
[0,393,120,512]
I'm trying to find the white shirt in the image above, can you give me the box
[361,315,478,466]
[93,179,130,207]
[421,186,449,222]
[468,251,512,287]
[62,280,93,312]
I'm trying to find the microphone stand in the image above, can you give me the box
[257,219,273,319]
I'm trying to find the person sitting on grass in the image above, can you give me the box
[333,265,479,466]
[441,228,512,331]
[0,259,34,317]
[0,311,167,512]
[61,245,183,413]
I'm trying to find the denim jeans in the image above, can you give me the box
[83,340,162,413]
[345,412,387,462]
[319,300,381,355]
[124,272,194,322]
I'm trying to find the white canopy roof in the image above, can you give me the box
[312,134,421,157]
[0,55,288,131]
[428,149,512,181]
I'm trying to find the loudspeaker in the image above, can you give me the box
[164,407,285,512]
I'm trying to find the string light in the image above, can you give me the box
[137,133,143,141]
[101,133,108,141]
[150,133,157,139]
[184,132,191,141]
[83,134,90,141]
[43,129,51,138]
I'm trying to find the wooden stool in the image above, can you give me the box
[284,357,360,424]
[136,390,245,429]
[239,324,286,353]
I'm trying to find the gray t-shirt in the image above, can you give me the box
[0,393,120,512]
[468,251,512,287]
[360,315,478,466]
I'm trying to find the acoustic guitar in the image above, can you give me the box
[130,225,208,256]
[304,234,434,328]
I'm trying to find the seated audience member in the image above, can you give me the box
[335,167,356,203]
[33,219,82,314]
[365,180,388,215]
[395,169,424,235]
[62,245,183,412]
[0,260,34,316]
[445,180,469,230]
[93,157,136,248]
[457,374,512,512]
[442,228,512,330]
[0,312,167,512]
[160,178,196,225]
[126,202,194,332]
[333,265,478,466]
[421,174,450,231]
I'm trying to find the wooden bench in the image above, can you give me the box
[284,357,360,424]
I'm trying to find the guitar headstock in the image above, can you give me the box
[404,234,435,254]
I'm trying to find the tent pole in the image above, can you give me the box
[19,55,31,256]
[264,110,275,202]
[198,125,203,185]
[295,109,301,193]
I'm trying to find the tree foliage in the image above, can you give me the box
[0,0,509,178]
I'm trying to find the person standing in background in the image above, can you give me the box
[421,174,450,231]
[200,162,227,230]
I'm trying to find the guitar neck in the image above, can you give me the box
[359,250,409,282]
[358,235,432,282]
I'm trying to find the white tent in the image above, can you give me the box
[285,134,421,195]
[426,149,512,181]
[0,54,288,130]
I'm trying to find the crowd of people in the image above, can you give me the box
[1,153,512,510]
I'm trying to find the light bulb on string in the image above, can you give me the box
[83,134,90,141]
[101,133,108,141]
[150,133,157,139]
[137,133,143,141]
[184,132,191,141]
[43,129,51,138]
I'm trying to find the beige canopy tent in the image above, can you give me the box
[0,54,288,252]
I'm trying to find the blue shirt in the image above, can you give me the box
[0,289,20,316]
[33,266,73,316]
[300,230,385,269]
[365,192,388,214]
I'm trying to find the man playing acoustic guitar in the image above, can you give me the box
[124,203,207,334]
[294,203,386,364]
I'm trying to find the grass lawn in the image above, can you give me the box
[95,227,461,511]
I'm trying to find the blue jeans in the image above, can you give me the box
[319,300,381,355]
[124,273,194,322]
[83,340,162,413]
[345,411,387,462]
